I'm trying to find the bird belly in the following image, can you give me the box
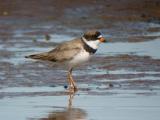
[69,50,90,67]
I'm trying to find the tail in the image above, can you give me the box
[25,52,49,60]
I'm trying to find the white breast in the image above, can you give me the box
[69,49,90,67]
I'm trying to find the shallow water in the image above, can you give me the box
[1,0,160,120]
[99,38,160,59]
[0,89,160,120]
[1,37,160,120]
[1,29,160,120]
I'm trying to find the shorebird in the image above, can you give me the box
[25,30,106,92]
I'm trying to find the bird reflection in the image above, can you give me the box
[39,93,87,120]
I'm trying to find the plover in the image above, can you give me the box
[25,30,106,92]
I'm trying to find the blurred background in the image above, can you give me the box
[0,0,160,120]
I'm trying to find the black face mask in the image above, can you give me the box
[83,31,101,41]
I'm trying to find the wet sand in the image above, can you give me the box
[0,0,160,120]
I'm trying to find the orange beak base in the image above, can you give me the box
[98,37,106,43]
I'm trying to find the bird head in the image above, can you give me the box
[83,30,106,43]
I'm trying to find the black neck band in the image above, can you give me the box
[81,37,97,54]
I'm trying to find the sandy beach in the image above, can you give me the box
[0,0,160,120]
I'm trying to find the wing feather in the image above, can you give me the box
[26,39,83,62]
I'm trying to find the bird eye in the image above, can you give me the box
[96,31,101,38]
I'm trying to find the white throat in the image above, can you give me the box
[82,37,100,49]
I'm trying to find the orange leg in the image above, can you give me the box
[68,68,77,92]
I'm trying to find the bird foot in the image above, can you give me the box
[68,85,78,93]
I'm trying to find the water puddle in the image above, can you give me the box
[0,92,160,120]
[99,38,160,59]
[0,86,63,93]
[1,1,160,120]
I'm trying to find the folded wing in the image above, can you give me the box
[25,39,82,62]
